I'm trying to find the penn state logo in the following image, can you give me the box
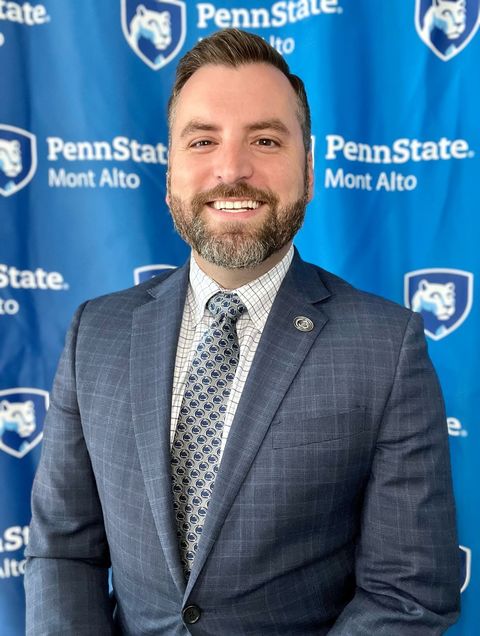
[0,388,48,458]
[459,545,471,592]
[121,0,186,70]
[134,264,176,284]
[0,124,37,197]
[415,0,480,61]
[404,268,473,340]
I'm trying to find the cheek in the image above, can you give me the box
[169,161,212,196]
[273,165,306,199]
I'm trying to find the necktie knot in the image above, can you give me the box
[207,292,246,324]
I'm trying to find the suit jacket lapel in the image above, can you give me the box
[130,263,189,596]
[185,253,331,598]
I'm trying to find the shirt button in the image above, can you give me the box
[183,604,201,624]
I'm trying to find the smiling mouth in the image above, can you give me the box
[209,199,262,212]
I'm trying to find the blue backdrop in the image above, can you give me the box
[0,1,476,633]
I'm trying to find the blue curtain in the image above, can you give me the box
[0,1,476,633]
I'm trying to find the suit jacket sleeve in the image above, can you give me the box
[328,311,460,635]
[24,303,115,635]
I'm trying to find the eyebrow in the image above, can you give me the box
[179,118,291,138]
[179,120,219,138]
[247,119,290,136]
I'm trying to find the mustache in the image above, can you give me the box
[191,183,279,208]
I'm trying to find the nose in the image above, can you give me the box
[214,141,254,184]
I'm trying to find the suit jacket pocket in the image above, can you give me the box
[272,406,367,449]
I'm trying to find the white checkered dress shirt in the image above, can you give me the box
[170,246,294,459]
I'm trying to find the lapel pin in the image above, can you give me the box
[294,316,314,332]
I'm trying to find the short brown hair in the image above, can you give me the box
[168,28,311,151]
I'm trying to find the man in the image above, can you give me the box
[25,29,460,635]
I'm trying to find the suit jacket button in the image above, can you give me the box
[183,604,201,624]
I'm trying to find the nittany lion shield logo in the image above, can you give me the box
[459,545,471,592]
[134,264,176,284]
[405,268,473,340]
[0,388,48,458]
[0,124,37,197]
[121,0,186,70]
[415,0,480,61]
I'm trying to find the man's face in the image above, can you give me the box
[167,62,313,269]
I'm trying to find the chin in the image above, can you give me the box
[197,236,274,270]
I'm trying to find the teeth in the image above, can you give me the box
[212,200,260,211]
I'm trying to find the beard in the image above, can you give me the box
[168,180,309,270]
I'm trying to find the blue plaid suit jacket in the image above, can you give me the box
[25,252,460,635]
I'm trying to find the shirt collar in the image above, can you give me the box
[189,259,222,326]
[188,246,294,331]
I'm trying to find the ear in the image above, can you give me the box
[165,170,170,206]
[306,151,314,203]
[419,279,429,291]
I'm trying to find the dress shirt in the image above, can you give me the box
[170,246,294,459]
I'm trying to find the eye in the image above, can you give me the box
[189,139,213,149]
[254,138,279,148]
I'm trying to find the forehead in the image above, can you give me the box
[171,63,302,136]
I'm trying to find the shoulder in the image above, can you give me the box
[74,266,184,331]
[298,256,417,335]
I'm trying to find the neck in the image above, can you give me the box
[193,243,292,289]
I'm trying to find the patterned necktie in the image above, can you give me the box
[171,291,246,576]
